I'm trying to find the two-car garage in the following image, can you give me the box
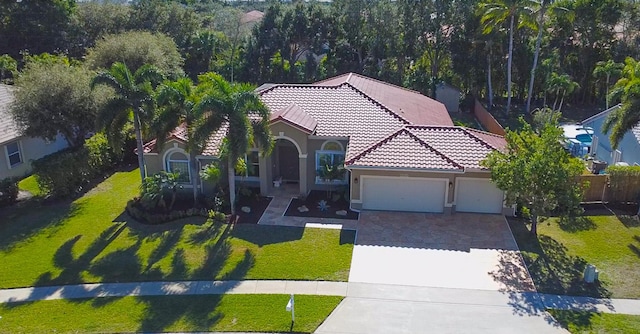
[358,175,504,214]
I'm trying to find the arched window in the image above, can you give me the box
[165,149,190,183]
[321,140,344,151]
[316,140,347,184]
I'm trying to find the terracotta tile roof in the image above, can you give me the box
[313,73,453,126]
[142,123,227,157]
[406,126,503,169]
[463,128,508,151]
[346,128,464,171]
[259,84,408,157]
[0,84,20,145]
[270,103,318,134]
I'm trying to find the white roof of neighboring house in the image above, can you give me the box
[0,84,20,145]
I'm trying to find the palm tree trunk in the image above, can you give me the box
[228,158,236,216]
[190,151,199,205]
[506,15,515,115]
[526,8,546,114]
[553,88,560,111]
[530,213,538,236]
[605,74,610,109]
[558,91,566,112]
[133,109,146,182]
[487,47,493,108]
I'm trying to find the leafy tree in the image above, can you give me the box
[128,0,201,49]
[10,60,103,147]
[0,0,76,60]
[152,77,202,203]
[0,54,17,83]
[603,57,640,149]
[85,31,184,79]
[140,171,181,211]
[482,119,585,235]
[73,1,131,51]
[479,0,537,114]
[593,59,623,109]
[192,73,272,215]
[91,62,164,182]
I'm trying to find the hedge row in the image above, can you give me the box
[31,133,120,198]
[125,198,228,225]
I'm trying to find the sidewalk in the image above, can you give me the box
[1,280,639,316]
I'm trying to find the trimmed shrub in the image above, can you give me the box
[0,177,19,207]
[85,132,120,174]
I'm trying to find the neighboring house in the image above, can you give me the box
[581,104,640,166]
[0,84,68,179]
[144,73,511,215]
[435,82,461,113]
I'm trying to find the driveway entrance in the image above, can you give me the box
[349,211,535,291]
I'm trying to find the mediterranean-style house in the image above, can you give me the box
[0,84,68,179]
[143,73,512,215]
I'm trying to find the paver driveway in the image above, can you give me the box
[348,211,535,291]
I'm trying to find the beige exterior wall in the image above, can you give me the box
[0,134,68,179]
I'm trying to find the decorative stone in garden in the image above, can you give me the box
[298,205,309,213]
[336,210,348,216]
[241,206,251,213]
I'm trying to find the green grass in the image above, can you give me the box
[0,169,355,289]
[0,294,342,333]
[548,310,640,334]
[17,175,42,197]
[509,210,640,298]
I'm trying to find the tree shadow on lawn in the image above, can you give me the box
[629,236,640,258]
[0,199,83,252]
[548,310,597,332]
[556,216,597,233]
[508,218,612,298]
[230,224,304,247]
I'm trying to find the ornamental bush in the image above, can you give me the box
[0,177,19,207]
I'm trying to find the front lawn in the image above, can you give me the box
[0,294,343,333]
[509,205,640,298]
[0,169,355,289]
[548,310,640,334]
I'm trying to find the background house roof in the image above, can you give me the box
[0,84,20,145]
[581,104,640,145]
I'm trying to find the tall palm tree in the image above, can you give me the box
[91,62,163,182]
[192,73,273,215]
[152,77,202,203]
[593,59,623,110]
[525,0,569,113]
[479,0,537,114]
[603,57,640,149]
[547,72,579,112]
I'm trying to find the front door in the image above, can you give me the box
[278,143,299,183]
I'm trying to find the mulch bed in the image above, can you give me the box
[284,190,359,220]
[235,195,272,224]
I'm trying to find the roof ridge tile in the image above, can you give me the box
[341,82,412,125]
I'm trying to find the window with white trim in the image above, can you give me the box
[5,141,22,168]
[235,151,260,179]
[315,150,347,184]
[166,151,191,183]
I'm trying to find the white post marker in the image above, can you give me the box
[285,293,295,322]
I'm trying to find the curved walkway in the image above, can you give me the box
[1,280,639,316]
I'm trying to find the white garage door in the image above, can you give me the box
[362,177,446,213]
[456,178,504,214]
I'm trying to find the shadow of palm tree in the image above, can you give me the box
[188,219,224,245]
[33,224,127,290]
[136,224,255,332]
[231,224,304,246]
[145,228,183,271]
